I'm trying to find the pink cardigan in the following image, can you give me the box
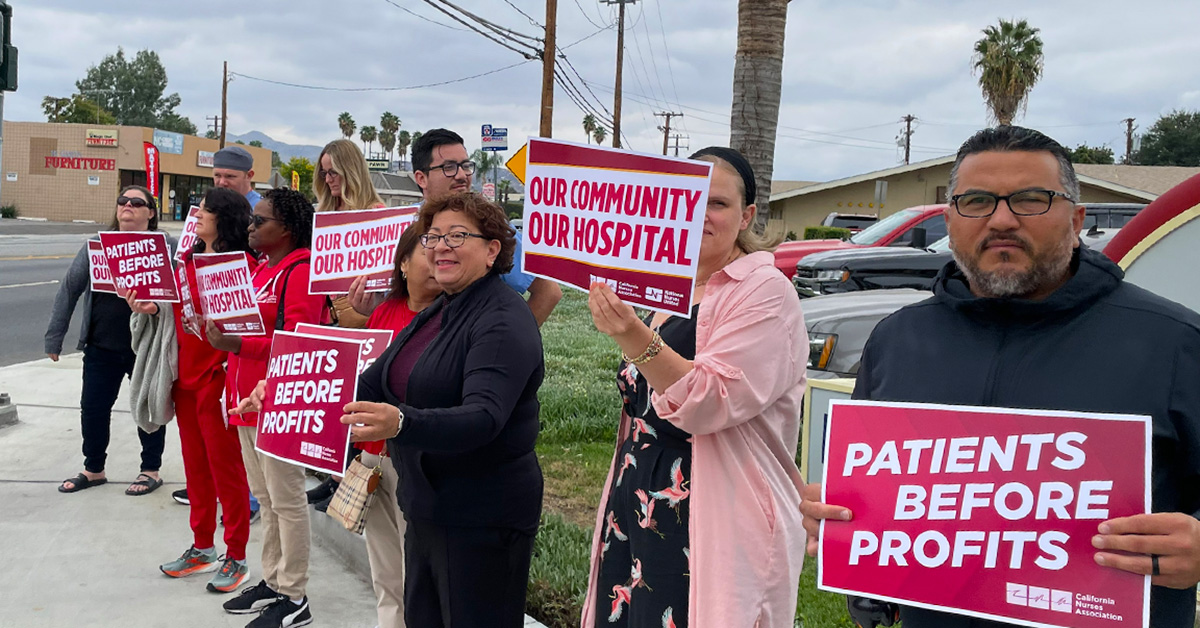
[581,251,808,628]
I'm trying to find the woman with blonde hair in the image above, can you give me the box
[314,138,385,213]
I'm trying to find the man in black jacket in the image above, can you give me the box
[800,126,1200,627]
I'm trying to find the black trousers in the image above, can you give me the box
[80,345,166,473]
[403,517,536,628]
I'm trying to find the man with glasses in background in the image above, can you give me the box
[799,126,1200,627]
[411,128,562,326]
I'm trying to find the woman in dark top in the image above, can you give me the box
[343,191,545,628]
[45,185,172,495]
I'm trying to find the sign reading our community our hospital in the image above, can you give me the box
[309,206,419,294]
[520,138,711,316]
[819,400,1151,628]
[97,231,180,302]
[193,252,264,335]
[256,331,363,476]
[87,240,117,294]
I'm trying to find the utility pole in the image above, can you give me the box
[655,111,682,155]
[220,61,229,148]
[206,115,222,138]
[669,133,688,157]
[1123,117,1136,164]
[539,0,557,137]
[900,114,915,165]
[602,0,636,149]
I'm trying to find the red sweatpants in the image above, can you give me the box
[174,372,251,561]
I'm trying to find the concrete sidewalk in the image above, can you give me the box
[0,355,547,628]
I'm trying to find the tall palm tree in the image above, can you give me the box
[731,0,789,230]
[972,19,1044,126]
[379,111,401,162]
[410,131,423,165]
[470,149,504,198]
[582,113,597,145]
[396,130,412,170]
[378,130,396,168]
[592,126,608,146]
[337,112,356,140]
[360,125,378,156]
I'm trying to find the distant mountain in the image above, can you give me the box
[227,131,324,163]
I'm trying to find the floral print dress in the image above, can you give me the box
[594,307,696,628]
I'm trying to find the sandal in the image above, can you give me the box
[59,473,107,493]
[126,473,164,496]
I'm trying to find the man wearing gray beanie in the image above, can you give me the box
[213,146,261,207]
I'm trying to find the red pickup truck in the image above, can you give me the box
[773,205,948,278]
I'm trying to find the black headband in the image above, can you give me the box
[689,146,756,206]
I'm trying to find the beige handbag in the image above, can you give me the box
[325,454,382,534]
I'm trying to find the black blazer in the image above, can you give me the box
[358,272,545,533]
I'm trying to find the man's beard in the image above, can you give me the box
[951,231,1075,299]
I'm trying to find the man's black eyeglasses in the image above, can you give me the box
[117,196,149,208]
[951,189,1076,218]
[419,231,486,249]
[250,214,283,227]
[426,160,476,177]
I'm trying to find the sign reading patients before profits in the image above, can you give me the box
[175,206,202,263]
[256,331,363,476]
[310,206,418,294]
[295,324,394,375]
[819,400,1150,628]
[520,138,711,317]
[87,240,117,294]
[481,124,508,152]
[98,231,180,302]
[193,252,265,335]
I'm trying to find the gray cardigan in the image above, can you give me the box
[44,233,179,355]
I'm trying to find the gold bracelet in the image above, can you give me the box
[622,331,664,365]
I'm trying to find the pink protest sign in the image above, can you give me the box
[98,231,180,302]
[87,240,117,294]
[819,400,1150,628]
[194,252,265,335]
[174,206,202,262]
[310,206,419,295]
[294,324,394,375]
[256,331,363,476]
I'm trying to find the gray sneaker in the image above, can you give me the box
[160,546,218,578]
[207,556,249,593]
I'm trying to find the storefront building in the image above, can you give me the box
[1,121,271,223]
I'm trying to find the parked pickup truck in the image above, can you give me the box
[773,205,947,279]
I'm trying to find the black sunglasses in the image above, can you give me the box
[250,214,283,227]
[116,196,149,208]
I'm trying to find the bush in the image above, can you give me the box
[0,204,16,219]
[804,226,851,241]
[785,230,798,241]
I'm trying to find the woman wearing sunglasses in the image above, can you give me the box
[46,185,175,496]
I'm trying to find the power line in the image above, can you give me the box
[420,0,539,59]
[652,0,685,135]
[502,0,542,28]
[572,0,608,29]
[228,60,534,92]
[380,0,465,31]
[430,0,541,45]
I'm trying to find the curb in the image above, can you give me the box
[0,392,16,428]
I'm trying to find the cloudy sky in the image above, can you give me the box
[12,0,1200,183]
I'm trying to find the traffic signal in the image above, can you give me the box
[0,2,17,92]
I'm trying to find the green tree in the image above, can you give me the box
[582,113,597,144]
[1133,110,1200,166]
[248,140,264,148]
[271,151,282,169]
[1068,143,1115,165]
[337,112,356,140]
[592,125,608,146]
[278,157,316,202]
[972,19,1044,125]
[410,131,423,162]
[204,130,218,140]
[379,112,401,162]
[731,0,789,228]
[360,125,378,156]
[74,47,197,133]
[378,130,396,166]
[471,149,503,199]
[396,130,413,169]
[41,94,116,124]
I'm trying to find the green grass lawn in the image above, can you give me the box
[527,290,859,628]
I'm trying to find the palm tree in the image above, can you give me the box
[731,0,789,230]
[582,113,597,145]
[592,125,608,146]
[360,125,378,156]
[378,130,396,168]
[409,131,423,166]
[470,149,504,198]
[396,130,412,170]
[972,19,1044,125]
[379,112,401,162]
[337,112,356,140]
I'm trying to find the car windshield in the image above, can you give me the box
[850,208,922,245]
[928,235,951,252]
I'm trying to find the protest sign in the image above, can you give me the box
[819,400,1150,628]
[520,138,711,316]
[256,331,363,475]
[310,206,419,295]
[174,206,202,262]
[98,231,180,302]
[194,252,264,335]
[295,324,394,374]
[87,240,117,294]
[175,262,203,338]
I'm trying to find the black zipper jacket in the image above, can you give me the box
[854,246,1200,627]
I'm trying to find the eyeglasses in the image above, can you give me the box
[951,189,1076,218]
[426,160,476,177]
[318,169,341,180]
[419,231,486,249]
[117,196,149,208]
[250,214,283,227]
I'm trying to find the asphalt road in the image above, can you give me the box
[0,233,90,367]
